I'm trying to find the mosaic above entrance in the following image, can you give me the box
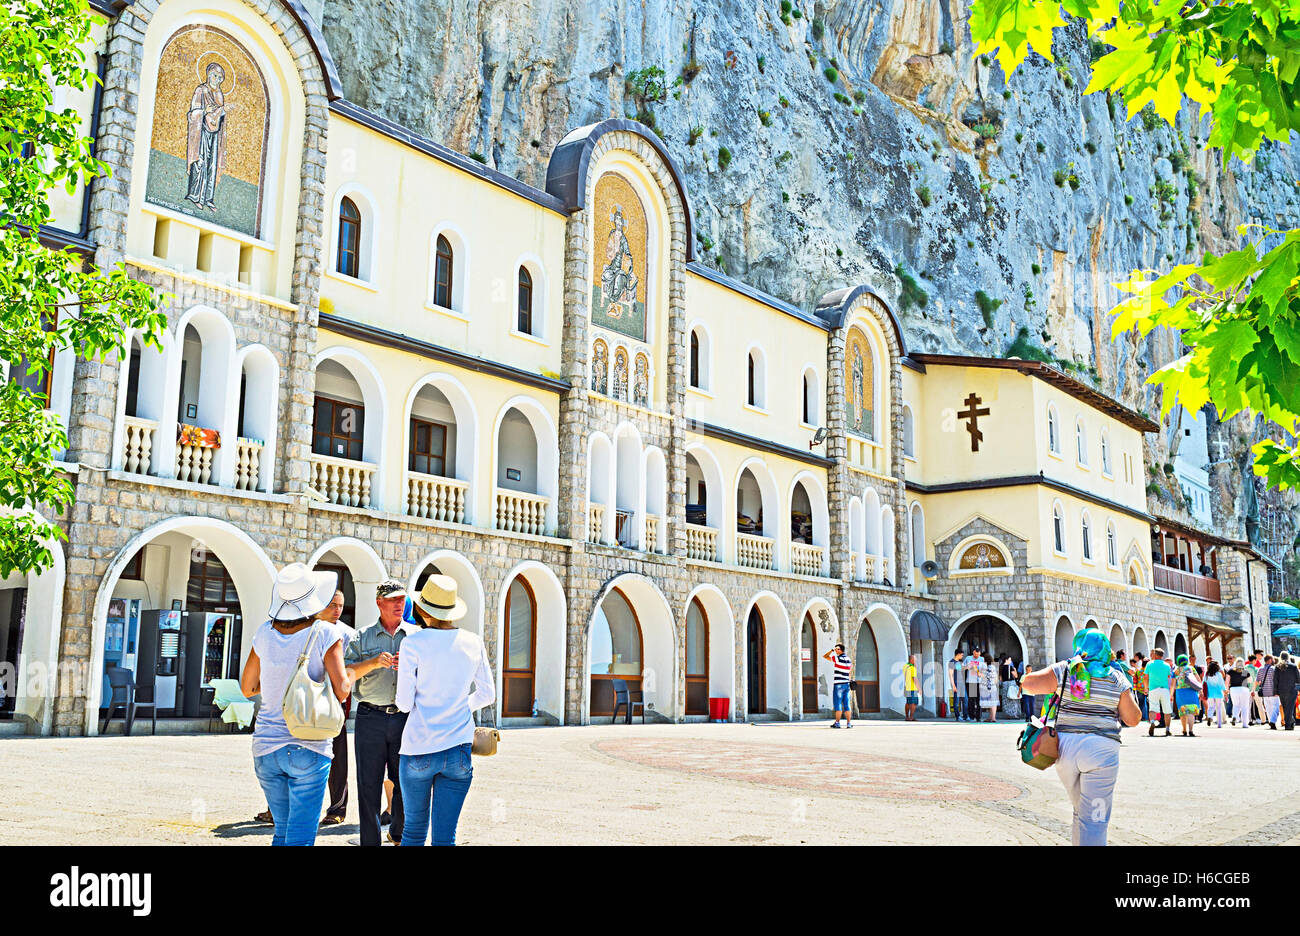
[145,25,270,238]
[958,542,1007,570]
[591,173,648,341]
[844,327,875,439]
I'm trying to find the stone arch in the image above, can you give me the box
[407,549,485,639]
[586,430,615,544]
[1109,621,1127,654]
[863,486,882,557]
[684,584,736,719]
[86,516,277,735]
[497,560,567,724]
[583,573,678,723]
[740,591,793,719]
[856,602,909,715]
[1132,625,1150,656]
[235,343,279,493]
[795,596,838,715]
[788,470,830,575]
[1054,614,1078,660]
[685,442,725,551]
[307,535,387,630]
[401,370,480,519]
[491,395,559,531]
[943,610,1030,676]
[3,514,66,735]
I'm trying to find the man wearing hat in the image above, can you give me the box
[345,580,419,845]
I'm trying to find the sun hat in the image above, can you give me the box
[411,573,467,622]
[375,580,407,600]
[268,563,337,622]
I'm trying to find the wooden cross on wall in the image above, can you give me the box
[958,392,990,451]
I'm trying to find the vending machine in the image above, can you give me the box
[180,611,241,716]
[137,609,182,713]
[100,597,142,708]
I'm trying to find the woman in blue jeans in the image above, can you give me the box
[395,574,495,845]
[240,563,354,846]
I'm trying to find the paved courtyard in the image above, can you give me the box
[5,718,1300,845]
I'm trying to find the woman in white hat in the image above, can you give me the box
[394,574,495,846]
[240,563,353,846]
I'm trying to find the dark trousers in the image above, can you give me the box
[952,693,966,720]
[1282,690,1297,730]
[325,720,349,818]
[356,706,406,846]
[966,684,981,721]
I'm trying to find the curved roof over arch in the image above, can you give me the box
[813,285,908,357]
[544,118,695,261]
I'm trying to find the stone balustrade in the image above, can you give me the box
[234,437,263,491]
[645,513,664,554]
[309,453,376,508]
[406,472,468,523]
[587,503,606,543]
[791,542,825,577]
[495,488,549,537]
[122,416,157,476]
[686,524,718,562]
[175,442,216,485]
[736,531,775,571]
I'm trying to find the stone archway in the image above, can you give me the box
[584,574,678,723]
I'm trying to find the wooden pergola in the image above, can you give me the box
[1186,618,1244,664]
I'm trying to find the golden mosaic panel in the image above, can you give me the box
[591,173,648,341]
[844,327,875,439]
[958,542,1007,570]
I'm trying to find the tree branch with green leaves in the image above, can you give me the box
[0,0,167,576]
[970,0,1300,488]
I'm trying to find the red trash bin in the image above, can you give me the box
[708,697,730,722]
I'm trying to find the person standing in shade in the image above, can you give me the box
[965,648,983,722]
[903,654,921,721]
[979,650,1000,722]
[1019,629,1140,846]
[1144,648,1173,737]
[998,654,1019,719]
[949,649,967,721]
[1019,659,1035,721]
[318,589,356,827]
[396,575,495,846]
[346,580,420,846]
[824,643,853,728]
[1204,661,1227,728]
[1275,652,1299,731]
[239,564,352,847]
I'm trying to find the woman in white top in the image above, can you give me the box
[240,564,353,846]
[395,574,495,846]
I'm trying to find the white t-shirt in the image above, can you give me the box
[250,621,345,759]
[395,627,495,756]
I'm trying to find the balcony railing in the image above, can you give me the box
[736,531,775,571]
[1153,564,1221,603]
[310,453,376,508]
[587,503,606,543]
[495,489,549,537]
[645,513,664,554]
[234,437,263,491]
[175,441,216,485]
[122,416,157,476]
[791,542,825,577]
[685,524,717,562]
[406,472,468,523]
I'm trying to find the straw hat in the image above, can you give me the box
[412,573,467,622]
[269,563,337,622]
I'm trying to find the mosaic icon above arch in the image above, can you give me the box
[958,541,1007,570]
[844,327,875,440]
[145,25,270,238]
[591,173,648,341]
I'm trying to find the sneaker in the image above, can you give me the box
[830,722,841,729]
[844,722,853,728]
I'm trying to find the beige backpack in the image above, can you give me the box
[281,624,345,740]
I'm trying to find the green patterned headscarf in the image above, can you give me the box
[1071,628,1115,679]
[1176,653,1190,667]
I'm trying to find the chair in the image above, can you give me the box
[610,678,645,725]
[101,667,156,736]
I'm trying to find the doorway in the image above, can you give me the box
[747,605,766,715]
[854,621,880,713]
[502,577,537,717]
[0,587,26,718]
[801,613,818,715]
[685,597,709,716]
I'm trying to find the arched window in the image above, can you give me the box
[1075,417,1088,466]
[1052,502,1066,554]
[433,234,453,309]
[902,404,915,458]
[747,354,756,406]
[802,370,817,425]
[1106,521,1118,566]
[1081,510,1093,561]
[517,266,533,334]
[690,331,701,388]
[337,197,360,278]
[1101,430,1112,475]
[1047,404,1060,455]
[746,347,766,409]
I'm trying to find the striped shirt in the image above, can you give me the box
[831,653,852,685]
[1049,660,1133,742]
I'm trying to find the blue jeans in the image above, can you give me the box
[399,743,473,846]
[953,693,967,720]
[832,683,851,713]
[253,745,332,846]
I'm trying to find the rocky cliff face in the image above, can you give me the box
[307,0,1300,558]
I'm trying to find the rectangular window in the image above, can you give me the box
[10,312,56,404]
[312,395,365,461]
[408,417,447,477]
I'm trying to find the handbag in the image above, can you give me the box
[281,624,346,741]
[1007,683,1022,701]
[1016,665,1069,770]
[472,726,500,756]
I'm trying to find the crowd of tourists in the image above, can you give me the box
[237,563,494,847]
[945,648,1037,722]
[1123,647,1298,735]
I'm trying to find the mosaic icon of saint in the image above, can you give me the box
[186,62,231,211]
[591,341,609,394]
[600,205,639,318]
[613,349,628,400]
[974,544,993,568]
[633,355,649,407]
[851,347,865,432]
